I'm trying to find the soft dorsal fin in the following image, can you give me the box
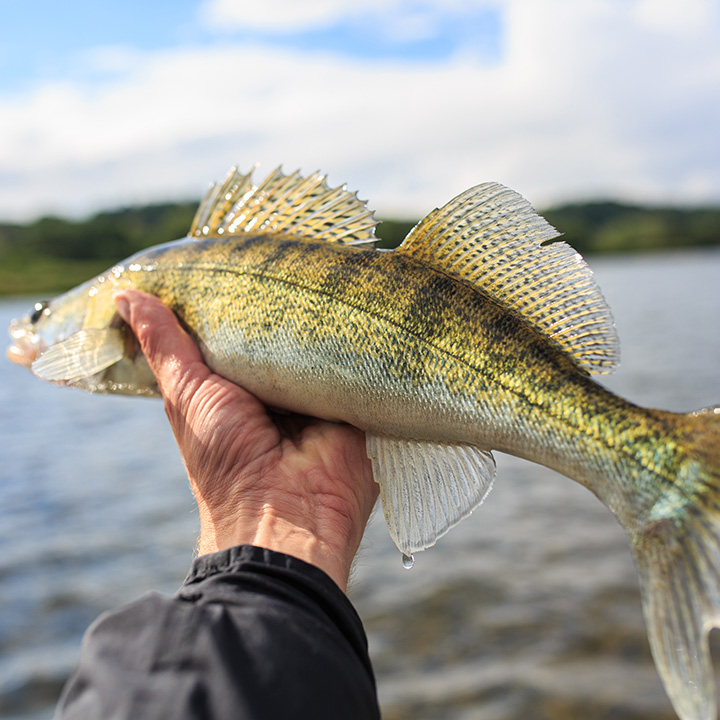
[189,165,378,245]
[397,183,620,374]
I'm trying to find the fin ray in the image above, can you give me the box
[630,406,720,720]
[31,329,125,383]
[189,165,377,245]
[398,183,620,374]
[366,435,496,555]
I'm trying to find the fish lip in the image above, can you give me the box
[5,343,35,368]
[6,319,39,368]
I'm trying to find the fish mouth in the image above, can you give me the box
[6,319,39,369]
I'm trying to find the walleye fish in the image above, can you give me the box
[7,165,720,720]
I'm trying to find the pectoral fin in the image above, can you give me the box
[366,434,496,555]
[32,329,125,383]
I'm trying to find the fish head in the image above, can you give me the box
[6,269,158,395]
[7,278,96,370]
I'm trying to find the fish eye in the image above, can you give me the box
[29,301,49,324]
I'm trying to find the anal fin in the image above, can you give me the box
[366,434,496,555]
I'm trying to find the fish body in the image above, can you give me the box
[108,234,663,513]
[7,166,720,720]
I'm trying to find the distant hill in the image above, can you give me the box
[542,201,720,255]
[1,199,718,295]
[0,202,198,295]
[380,201,720,254]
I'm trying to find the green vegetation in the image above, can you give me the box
[542,202,720,255]
[1,200,718,296]
[0,203,197,296]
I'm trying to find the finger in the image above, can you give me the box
[114,289,208,399]
[115,290,272,437]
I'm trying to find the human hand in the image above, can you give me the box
[114,290,378,592]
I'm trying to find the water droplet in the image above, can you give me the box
[401,553,415,570]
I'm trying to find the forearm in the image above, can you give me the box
[56,545,381,720]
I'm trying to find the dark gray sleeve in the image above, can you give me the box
[55,545,381,720]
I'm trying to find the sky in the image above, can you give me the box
[1,0,719,223]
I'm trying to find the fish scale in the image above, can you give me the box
[7,164,720,720]
[83,226,709,520]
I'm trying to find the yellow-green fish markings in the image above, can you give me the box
[7,165,720,720]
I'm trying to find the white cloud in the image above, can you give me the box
[202,0,342,31]
[0,0,719,223]
[633,0,718,35]
[200,0,493,32]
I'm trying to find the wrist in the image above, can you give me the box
[195,500,359,592]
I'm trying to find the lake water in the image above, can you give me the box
[1,248,720,720]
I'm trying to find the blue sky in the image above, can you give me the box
[0,0,719,222]
[1,1,502,91]
[2,1,200,92]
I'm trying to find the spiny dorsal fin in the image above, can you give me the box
[398,183,620,374]
[189,165,378,245]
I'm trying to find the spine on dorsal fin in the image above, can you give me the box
[188,165,378,245]
[397,183,620,374]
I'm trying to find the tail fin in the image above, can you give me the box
[631,407,720,720]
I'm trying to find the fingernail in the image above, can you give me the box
[114,294,130,322]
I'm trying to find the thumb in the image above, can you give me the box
[114,289,208,400]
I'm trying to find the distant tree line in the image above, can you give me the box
[0,203,198,262]
[0,199,718,295]
[0,203,198,294]
[370,201,720,253]
[542,201,720,254]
